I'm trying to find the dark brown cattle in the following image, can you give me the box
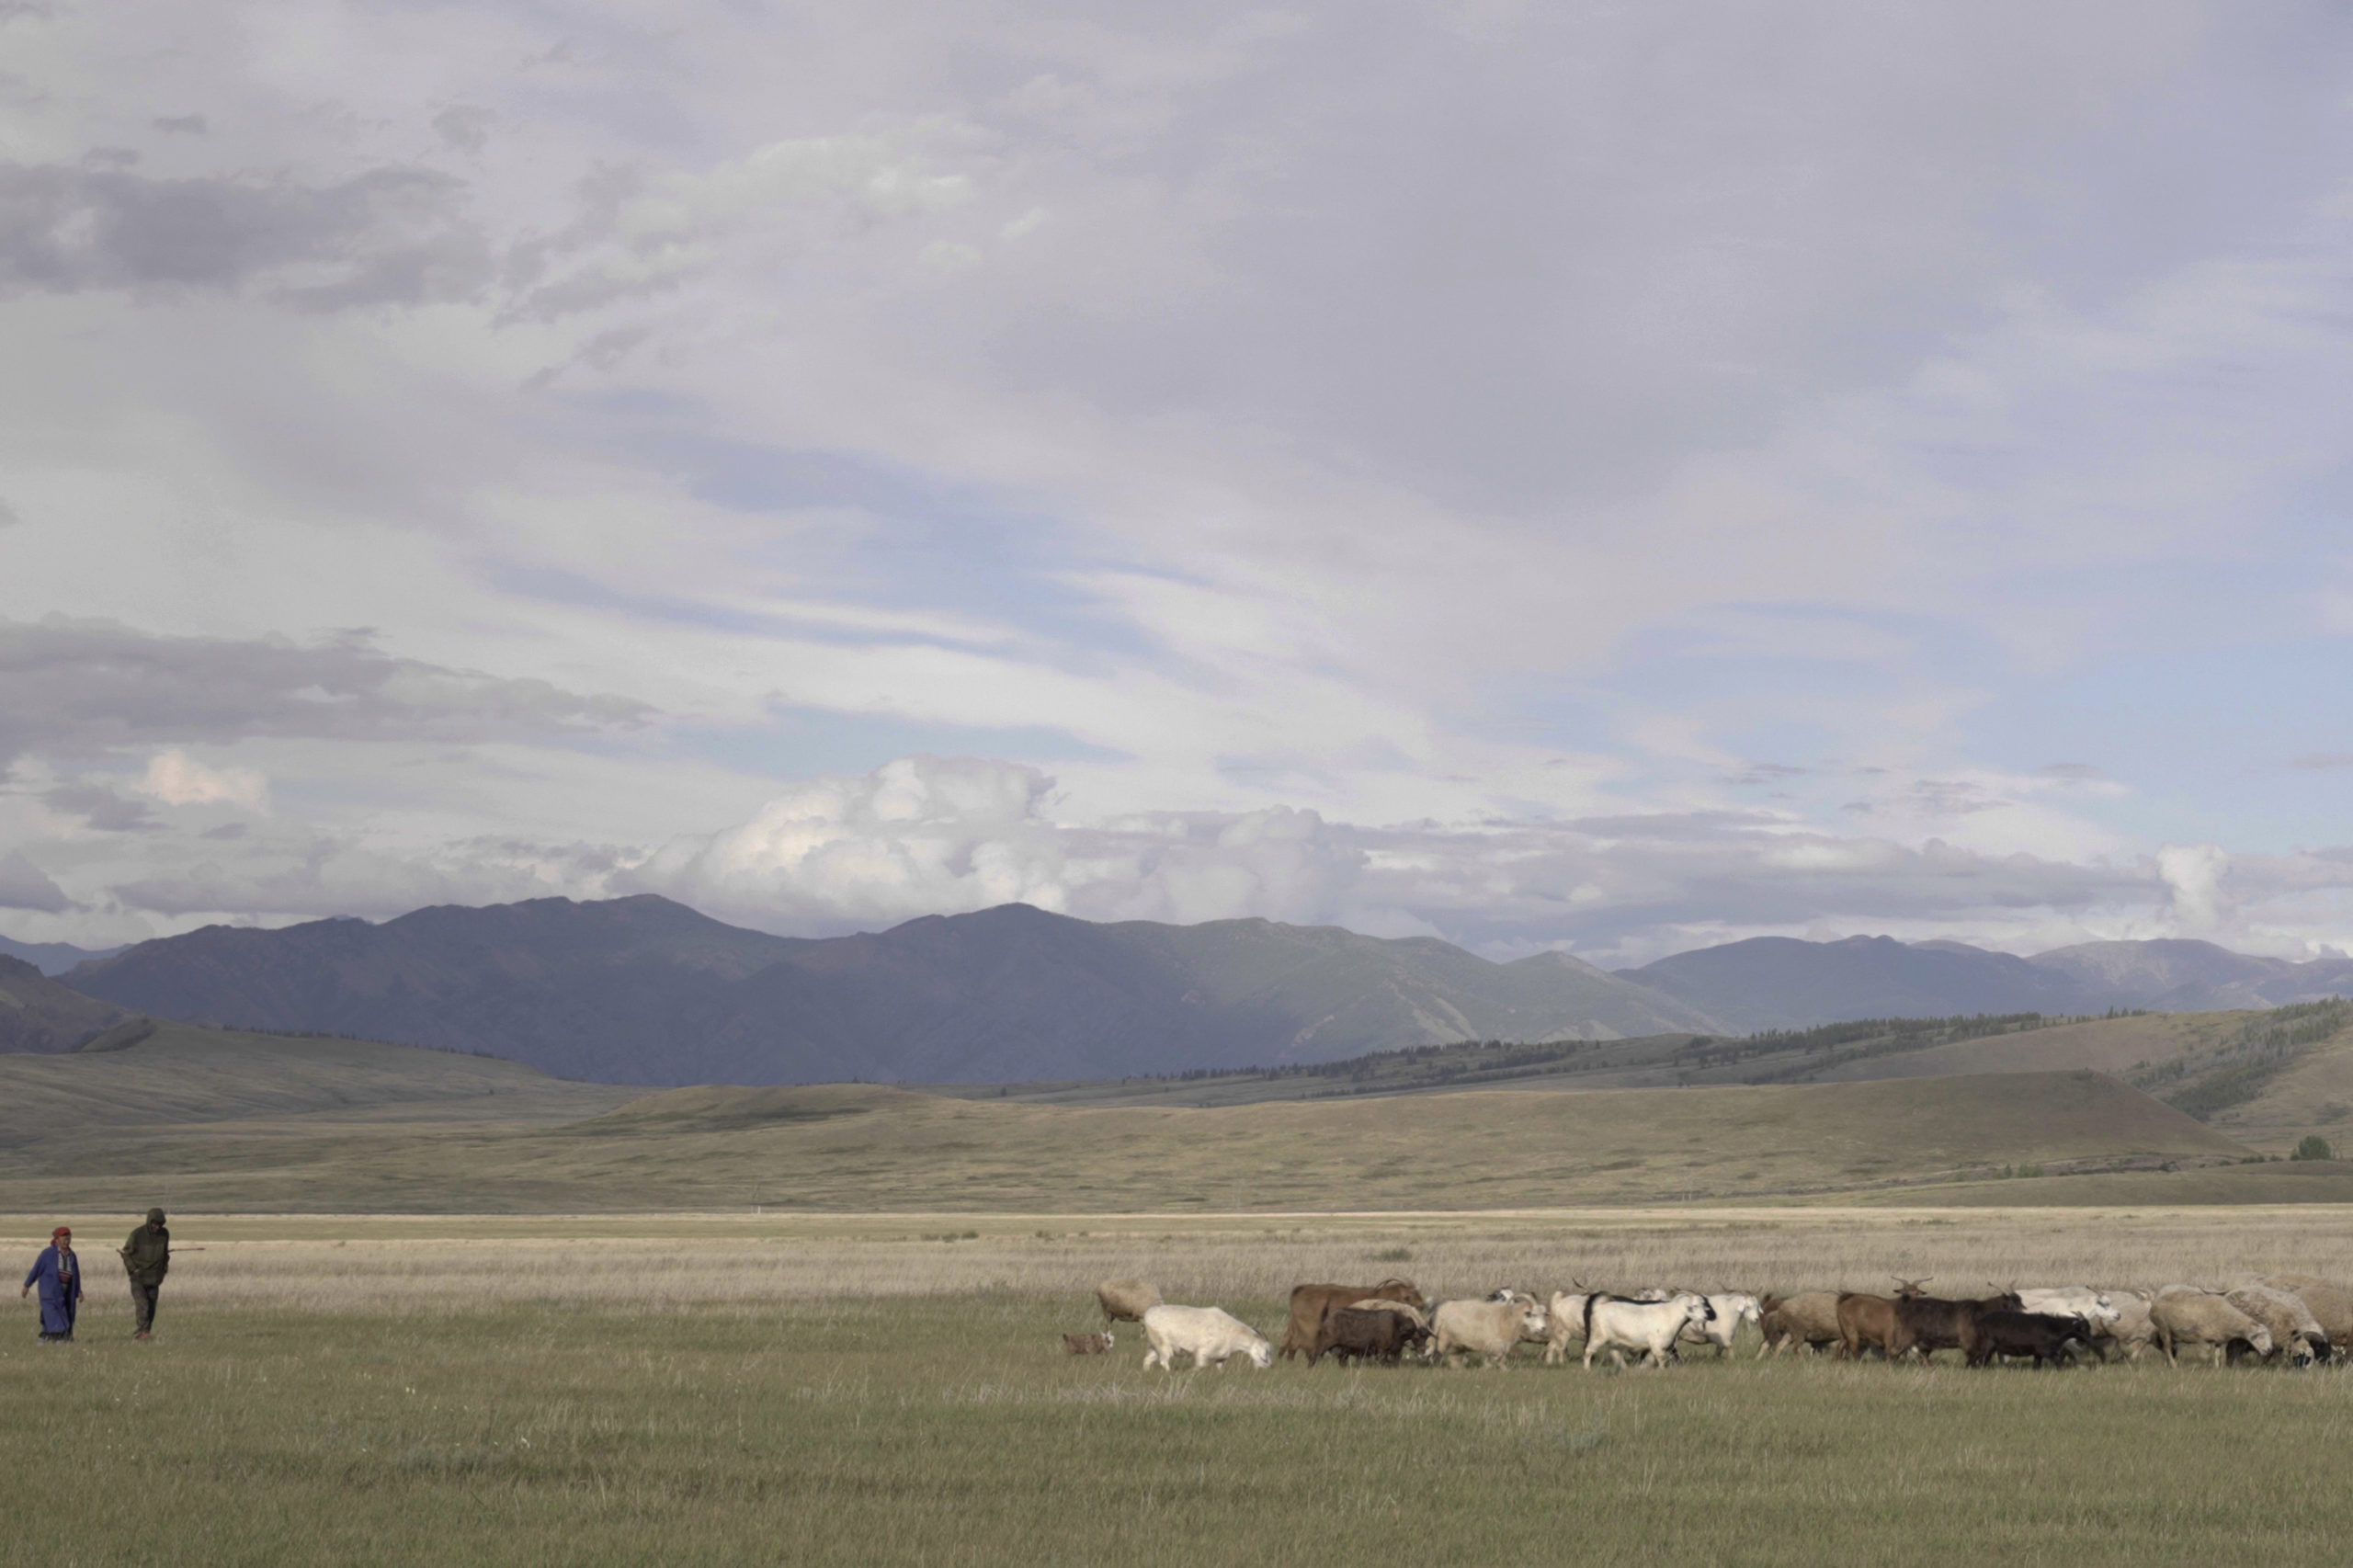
[1278,1279,1427,1360]
[1893,1290,2022,1359]
[1962,1312,2090,1369]
[1310,1307,1430,1367]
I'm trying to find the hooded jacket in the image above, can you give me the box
[121,1222,169,1286]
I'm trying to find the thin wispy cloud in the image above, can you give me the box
[1,0,2349,963]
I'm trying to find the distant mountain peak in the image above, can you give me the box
[62,894,1722,1085]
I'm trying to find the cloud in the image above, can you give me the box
[0,850,70,913]
[8,1,2353,964]
[40,782,154,834]
[625,754,1367,931]
[139,749,268,811]
[106,831,629,921]
[2290,753,2353,770]
[2156,842,2233,936]
[0,162,489,309]
[0,617,650,767]
[512,131,975,319]
[431,107,494,156]
[624,755,2163,959]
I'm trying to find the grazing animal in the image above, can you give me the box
[2015,1288,2121,1330]
[2262,1276,2353,1349]
[1893,1289,2022,1361]
[1584,1293,1714,1369]
[1962,1311,2091,1369]
[1677,1292,1762,1356]
[2150,1287,2274,1365]
[1756,1292,1843,1358]
[1346,1297,1429,1328]
[1278,1278,1427,1360]
[1311,1306,1431,1367]
[1141,1304,1273,1371]
[1096,1278,1163,1324]
[1835,1292,1904,1360]
[1431,1296,1550,1368]
[2225,1284,2331,1366]
[1062,1331,1114,1355]
[1542,1291,1594,1365]
[2088,1293,2157,1361]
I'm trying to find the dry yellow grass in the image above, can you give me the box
[11,1206,2346,1321]
[11,1208,2353,1566]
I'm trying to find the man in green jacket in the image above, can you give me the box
[120,1208,168,1340]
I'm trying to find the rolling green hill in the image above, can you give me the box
[0,1020,633,1144]
[0,1006,2253,1210]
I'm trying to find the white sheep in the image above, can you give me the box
[1140,1304,1272,1370]
[2226,1283,2329,1366]
[2090,1292,2157,1361]
[2151,1286,2275,1365]
[1432,1295,1549,1368]
[2262,1275,2353,1350]
[1677,1292,1762,1356]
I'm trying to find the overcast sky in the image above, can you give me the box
[4,0,2352,964]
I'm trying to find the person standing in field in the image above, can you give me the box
[21,1226,83,1343]
[120,1208,169,1341]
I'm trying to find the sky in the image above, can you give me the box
[4,0,2352,966]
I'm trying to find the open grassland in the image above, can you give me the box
[6,1210,2353,1567]
[0,1062,2254,1213]
[12,1205,2353,1309]
[929,1011,2208,1105]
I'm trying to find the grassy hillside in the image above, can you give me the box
[1840,1160,2353,1207]
[0,1019,631,1140]
[0,1023,2250,1210]
[934,1012,2197,1105]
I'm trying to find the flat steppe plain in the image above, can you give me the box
[6,1207,2352,1567]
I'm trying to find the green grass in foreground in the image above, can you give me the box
[1,1298,2347,1567]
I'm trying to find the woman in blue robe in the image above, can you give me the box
[20,1226,82,1342]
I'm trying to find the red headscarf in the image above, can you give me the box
[50,1227,68,1241]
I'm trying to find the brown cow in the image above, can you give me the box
[1836,1292,1903,1359]
[1896,1290,2021,1360]
[1279,1278,1427,1360]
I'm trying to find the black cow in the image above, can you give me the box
[1962,1311,2092,1369]
[1310,1307,1431,1367]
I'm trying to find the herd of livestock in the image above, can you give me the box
[1064,1273,2353,1373]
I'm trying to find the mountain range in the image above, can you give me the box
[51,896,1717,1085]
[1622,934,2353,1030]
[0,934,122,975]
[16,897,2352,1085]
[0,955,132,1053]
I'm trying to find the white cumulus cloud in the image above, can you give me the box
[626,754,1370,933]
[139,748,269,811]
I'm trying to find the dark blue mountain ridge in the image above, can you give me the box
[39,896,2353,1084]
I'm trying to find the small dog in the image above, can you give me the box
[1062,1330,1114,1355]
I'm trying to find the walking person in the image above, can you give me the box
[120,1208,169,1341]
[21,1226,83,1343]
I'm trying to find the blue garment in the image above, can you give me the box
[22,1244,81,1337]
